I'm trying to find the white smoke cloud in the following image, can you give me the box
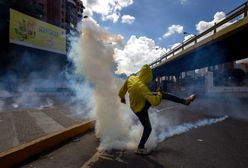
[82,0,133,23]
[68,18,139,150]
[11,83,42,109]
[0,90,12,98]
[163,24,184,38]
[121,15,135,24]
[0,100,4,111]
[156,115,228,142]
[114,35,168,75]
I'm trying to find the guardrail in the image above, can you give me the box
[149,1,248,68]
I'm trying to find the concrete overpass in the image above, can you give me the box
[150,2,248,77]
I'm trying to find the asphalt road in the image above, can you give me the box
[79,117,248,168]
[19,97,248,168]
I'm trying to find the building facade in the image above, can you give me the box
[47,0,66,28]
[0,0,85,90]
[66,0,84,32]
[36,0,84,32]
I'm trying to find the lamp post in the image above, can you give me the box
[183,31,190,35]
[183,31,198,45]
[183,31,196,37]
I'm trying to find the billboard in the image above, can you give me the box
[9,9,66,55]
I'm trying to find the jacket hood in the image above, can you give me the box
[138,64,153,84]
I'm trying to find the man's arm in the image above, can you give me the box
[142,85,162,106]
[118,80,128,104]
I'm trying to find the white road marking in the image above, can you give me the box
[81,151,103,168]
[81,151,128,168]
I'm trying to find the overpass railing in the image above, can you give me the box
[149,1,248,68]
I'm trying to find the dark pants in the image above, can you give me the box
[162,92,185,104]
[135,101,152,149]
[135,92,186,149]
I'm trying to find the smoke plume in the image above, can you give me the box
[0,100,4,111]
[68,18,229,151]
[155,114,228,142]
[68,18,136,150]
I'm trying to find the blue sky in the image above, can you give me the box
[82,0,245,74]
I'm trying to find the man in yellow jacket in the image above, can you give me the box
[119,64,195,155]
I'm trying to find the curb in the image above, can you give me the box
[0,120,95,168]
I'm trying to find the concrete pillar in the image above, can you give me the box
[157,76,162,88]
[205,72,214,93]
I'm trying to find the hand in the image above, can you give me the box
[156,86,162,92]
[121,98,126,104]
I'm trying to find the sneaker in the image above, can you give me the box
[184,94,196,105]
[135,148,151,155]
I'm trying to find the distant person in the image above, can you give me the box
[118,64,196,155]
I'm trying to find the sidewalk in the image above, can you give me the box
[0,96,87,152]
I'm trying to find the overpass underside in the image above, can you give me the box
[153,17,248,77]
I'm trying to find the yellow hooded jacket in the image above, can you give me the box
[118,64,162,113]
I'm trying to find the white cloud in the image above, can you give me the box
[163,24,184,38]
[183,34,194,41]
[170,43,181,49]
[180,0,187,5]
[82,0,133,23]
[114,36,168,75]
[196,11,226,33]
[118,0,133,7]
[103,13,120,23]
[121,15,135,24]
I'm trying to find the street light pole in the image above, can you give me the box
[183,31,197,44]
[183,31,196,37]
